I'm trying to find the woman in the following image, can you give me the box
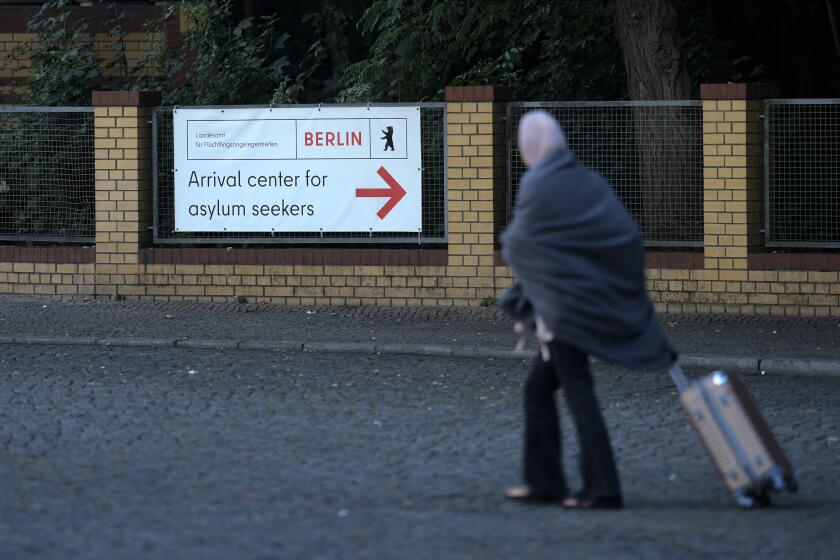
[501,111,675,509]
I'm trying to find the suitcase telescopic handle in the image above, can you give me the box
[668,363,689,392]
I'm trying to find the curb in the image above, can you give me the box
[678,355,759,373]
[237,340,303,352]
[176,339,240,350]
[1,335,839,376]
[97,337,176,348]
[14,335,99,346]
[304,341,377,354]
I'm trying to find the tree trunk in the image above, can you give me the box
[614,0,697,245]
[614,0,691,99]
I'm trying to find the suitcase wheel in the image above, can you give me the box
[770,471,786,493]
[766,467,798,495]
[734,491,758,509]
[756,493,772,508]
[734,490,772,509]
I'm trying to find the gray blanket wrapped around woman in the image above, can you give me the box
[500,148,675,371]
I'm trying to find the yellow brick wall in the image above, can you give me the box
[3,259,838,316]
[0,262,94,296]
[0,31,163,99]
[446,101,506,301]
[93,102,153,299]
[643,269,840,317]
[0,260,496,306]
[112,264,456,306]
[702,99,764,275]
[2,85,839,316]
[94,32,162,76]
[94,105,153,275]
[0,33,33,79]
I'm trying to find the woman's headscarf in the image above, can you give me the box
[517,110,567,168]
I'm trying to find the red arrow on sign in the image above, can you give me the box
[355,166,407,220]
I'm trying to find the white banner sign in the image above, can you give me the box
[173,106,422,232]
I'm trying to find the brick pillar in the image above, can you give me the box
[92,90,160,296]
[444,85,511,302]
[700,83,775,281]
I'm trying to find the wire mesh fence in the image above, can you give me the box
[765,100,840,247]
[153,104,447,244]
[0,107,95,243]
[507,101,704,247]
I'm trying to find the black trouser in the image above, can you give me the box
[523,340,622,500]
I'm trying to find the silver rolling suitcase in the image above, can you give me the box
[668,364,798,508]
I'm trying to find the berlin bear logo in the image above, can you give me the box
[381,126,395,151]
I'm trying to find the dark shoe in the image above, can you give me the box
[562,492,623,510]
[505,485,565,504]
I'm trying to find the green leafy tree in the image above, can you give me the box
[103,1,131,86]
[337,0,624,102]
[270,38,328,104]
[0,1,96,237]
[7,0,103,106]
[132,0,342,106]
[160,0,291,105]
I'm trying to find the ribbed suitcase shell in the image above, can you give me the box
[679,371,794,496]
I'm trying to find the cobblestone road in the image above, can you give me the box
[3,295,840,361]
[2,344,838,559]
